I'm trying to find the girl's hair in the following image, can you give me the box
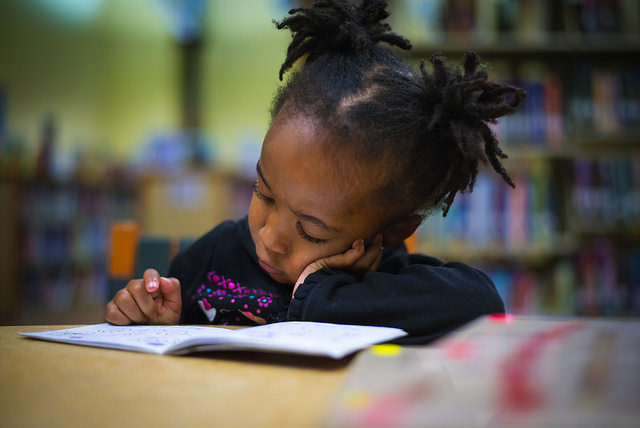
[272,0,526,218]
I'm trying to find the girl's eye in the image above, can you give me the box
[296,222,328,244]
[254,180,326,244]
[253,181,274,204]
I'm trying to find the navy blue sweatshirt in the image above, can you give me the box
[170,217,504,344]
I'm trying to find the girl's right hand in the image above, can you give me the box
[292,234,384,297]
[105,268,182,325]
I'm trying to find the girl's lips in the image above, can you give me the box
[259,258,282,275]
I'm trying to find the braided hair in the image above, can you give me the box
[272,0,525,218]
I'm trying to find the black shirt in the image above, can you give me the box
[169,217,505,344]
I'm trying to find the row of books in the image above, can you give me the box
[20,182,135,311]
[486,241,640,317]
[571,157,640,230]
[419,156,640,250]
[567,64,640,138]
[419,159,558,251]
[492,63,640,146]
[392,0,640,44]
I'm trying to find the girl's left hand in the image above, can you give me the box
[292,234,383,297]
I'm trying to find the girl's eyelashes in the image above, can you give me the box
[253,180,274,204]
[296,221,328,244]
[254,179,327,244]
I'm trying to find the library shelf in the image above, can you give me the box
[419,236,579,265]
[391,0,640,318]
[409,36,640,59]
[0,173,137,325]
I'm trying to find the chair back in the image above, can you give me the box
[108,221,194,300]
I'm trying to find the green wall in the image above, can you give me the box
[0,0,290,168]
[201,0,290,167]
[0,0,180,163]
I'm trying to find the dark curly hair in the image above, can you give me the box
[271,0,525,218]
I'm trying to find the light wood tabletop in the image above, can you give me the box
[0,325,353,428]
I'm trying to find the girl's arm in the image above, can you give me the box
[287,246,505,345]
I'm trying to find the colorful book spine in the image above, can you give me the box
[543,71,565,147]
[418,165,559,251]
[570,157,640,231]
[482,243,640,317]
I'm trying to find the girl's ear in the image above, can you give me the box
[381,214,422,247]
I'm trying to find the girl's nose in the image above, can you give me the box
[259,211,288,255]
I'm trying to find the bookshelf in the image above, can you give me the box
[408,36,640,58]
[391,0,640,317]
[0,166,255,324]
[0,172,138,324]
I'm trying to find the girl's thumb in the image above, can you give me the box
[159,277,179,294]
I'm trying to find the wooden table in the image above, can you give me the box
[0,325,352,427]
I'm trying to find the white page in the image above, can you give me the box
[20,324,236,354]
[225,321,407,358]
[20,322,407,358]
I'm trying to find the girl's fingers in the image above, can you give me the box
[143,269,162,294]
[369,243,384,272]
[105,269,182,325]
[313,239,366,270]
[105,300,132,325]
[155,277,182,324]
[352,234,383,272]
[158,277,181,308]
[112,288,146,324]
[293,236,384,298]
[292,240,365,297]
[127,280,157,319]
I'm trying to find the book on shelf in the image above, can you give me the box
[419,160,558,253]
[394,0,639,47]
[513,0,550,42]
[593,69,623,135]
[579,0,623,34]
[484,240,640,317]
[20,321,407,360]
[544,71,565,147]
[571,157,640,230]
[17,180,135,316]
[491,61,640,145]
[507,172,528,249]
[442,0,476,42]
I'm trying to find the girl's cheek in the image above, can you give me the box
[289,246,321,272]
[295,243,342,267]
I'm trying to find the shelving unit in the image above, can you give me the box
[0,171,138,324]
[408,37,640,58]
[392,0,640,317]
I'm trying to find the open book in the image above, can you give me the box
[20,321,407,359]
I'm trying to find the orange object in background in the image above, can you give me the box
[404,230,418,254]
[109,221,140,278]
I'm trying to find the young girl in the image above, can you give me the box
[105,0,525,344]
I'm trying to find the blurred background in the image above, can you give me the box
[0,0,639,324]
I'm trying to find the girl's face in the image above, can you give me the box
[248,115,385,285]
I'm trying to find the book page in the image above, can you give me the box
[20,322,406,358]
[20,324,236,354]
[227,321,407,358]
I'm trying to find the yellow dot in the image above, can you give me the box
[371,344,403,356]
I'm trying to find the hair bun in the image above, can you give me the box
[275,0,411,80]
[418,52,526,213]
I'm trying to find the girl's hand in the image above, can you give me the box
[292,234,384,297]
[105,268,182,325]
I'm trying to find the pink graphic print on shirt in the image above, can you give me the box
[194,271,283,325]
